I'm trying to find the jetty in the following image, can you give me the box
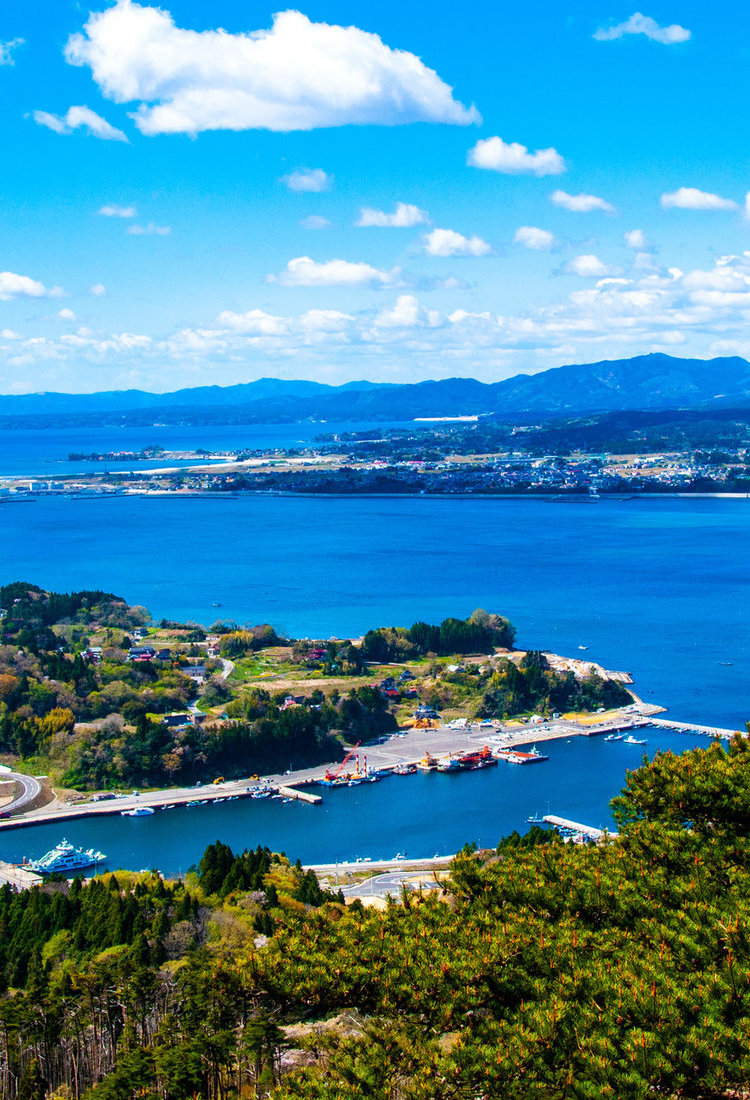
[0,860,42,890]
[543,815,618,841]
[278,785,322,804]
[648,718,744,740]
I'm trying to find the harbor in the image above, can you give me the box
[0,703,662,832]
[0,725,727,877]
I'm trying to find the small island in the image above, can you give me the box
[0,582,644,819]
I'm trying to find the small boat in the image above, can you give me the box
[503,746,549,765]
[436,756,462,772]
[392,763,417,776]
[526,811,545,825]
[624,734,647,745]
[120,806,155,817]
[604,733,624,742]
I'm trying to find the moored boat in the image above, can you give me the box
[502,745,549,765]
[120,806,155,817]
[27,838,106,874]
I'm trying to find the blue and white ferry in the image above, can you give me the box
[27,839,107,874]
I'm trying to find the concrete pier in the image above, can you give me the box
[0,860,42,890]
[278,785,322,804]
[543,815,618,841]
[648,718,744,740]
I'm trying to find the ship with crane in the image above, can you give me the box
[318,742,368,788]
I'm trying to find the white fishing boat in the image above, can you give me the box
[120,806,155,817]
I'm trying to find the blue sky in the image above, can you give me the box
[1,0,749,393]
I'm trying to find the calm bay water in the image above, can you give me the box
[1,485,748,870]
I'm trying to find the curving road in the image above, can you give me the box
[2,771,41,815]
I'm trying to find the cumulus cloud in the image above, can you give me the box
[424,228,491,257]
[372,294,440,329]
[298,309,353,333]
[268,256,401,287]
[594,12,690,44]
[126,222,170,235]
[57,308,77,321]
[217,309,289,335]
[564,254,622,278]
[301,215,331,230]
[661,187,737,211]
[514,226,556,250]
[0,272,62,301]
[357,202,429,228]
[624,228,648,248]
[282,168,331,192]
[98,203,136,217]
[32,105,128,141]
[90,283,107,296]
[15,252,750,385]
[0,38,24,65]
[551,190,616,214]
[468,136,565,176]
[64,2,480,134]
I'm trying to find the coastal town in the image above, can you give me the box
[3,436,750,499]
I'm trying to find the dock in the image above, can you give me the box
[648,718,744,739]
[278,785,322,804]
[0,860,42,890]
[543,815,618,841]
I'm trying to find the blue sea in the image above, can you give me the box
[1,430,748,870]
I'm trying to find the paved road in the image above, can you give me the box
[340,870,445,900]
[2,772,41,815]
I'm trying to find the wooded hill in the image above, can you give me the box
[3,737,750,1097]
[0,586,629,792]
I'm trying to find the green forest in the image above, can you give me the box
[3,737,750,1097]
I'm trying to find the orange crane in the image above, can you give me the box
[323,741,362,782]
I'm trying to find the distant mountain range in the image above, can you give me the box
[3,353,750,428]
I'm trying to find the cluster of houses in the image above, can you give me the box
[378,670,419,700]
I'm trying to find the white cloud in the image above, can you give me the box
[357,202,429,228]
[57,308,77,321]
[32,105,128,141]
[0,38,24,66]
[564,254,622,278]
[126,222,171,235]
[372,295,440,329]
[468,136,565,176]
[65,3,480,135]
[0,272,62,301]
[98,203,136,218]
[594,12,690,44]
[217,309,289,336]
[298,309,354,335]
[282,168,331,193]
[514,226,555,250]
[268,256,401,287]
[624,228,648,248]
[90,283,107,296]
[1,329,22,340]
[424,228,491,257]
[551,190,615,213]
[301,215,331,230]
[661,187,737,211]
